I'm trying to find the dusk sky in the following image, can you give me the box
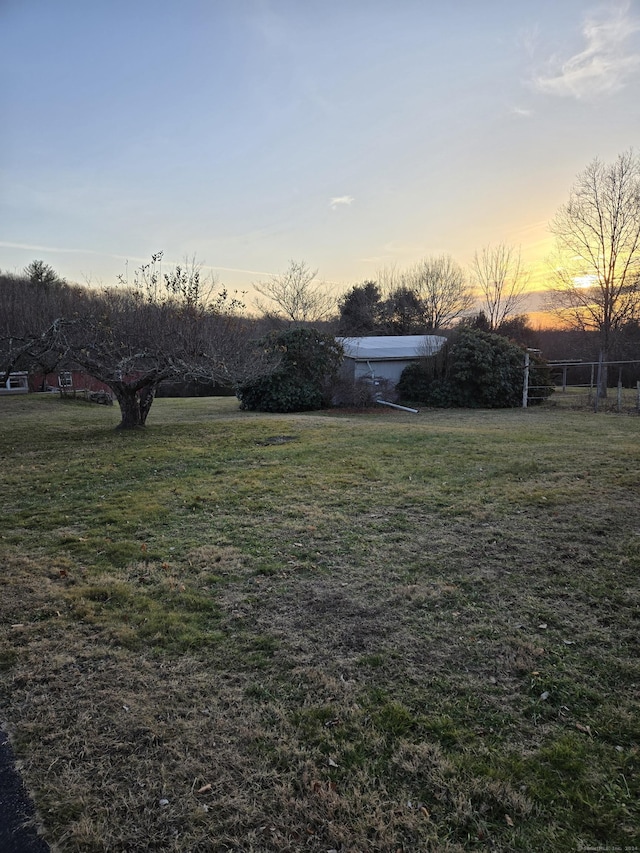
[2,0,640,317]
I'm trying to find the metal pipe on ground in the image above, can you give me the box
[376,400,419,414]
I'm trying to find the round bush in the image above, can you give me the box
[398,328,552,408]
[236,328,343,413]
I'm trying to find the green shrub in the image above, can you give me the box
[236,373,324,412]
[396,361,434,403]
[236,328,343,412]
[398,328,554,408]
[449,328,524,407]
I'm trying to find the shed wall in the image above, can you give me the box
[352,359,415,385]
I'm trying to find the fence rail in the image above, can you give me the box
[534,358,640,413]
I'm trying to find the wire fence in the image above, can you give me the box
[535,359,640,414]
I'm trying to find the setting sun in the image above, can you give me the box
[573,274,599,289]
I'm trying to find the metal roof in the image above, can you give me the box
[338,335,447,360]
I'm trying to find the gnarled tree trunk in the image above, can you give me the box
[111,382,157,429]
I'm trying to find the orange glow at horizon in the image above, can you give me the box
[526,310,564,330]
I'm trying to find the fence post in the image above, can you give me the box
[637,381,640,414]
[522,351,530,408]
[617,369,623,413]
[594,356,603,413]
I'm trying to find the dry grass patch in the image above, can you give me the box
[0,395,639,850]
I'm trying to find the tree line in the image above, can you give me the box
[253,150,640,400]
[2,149,640,422]
[253,247,528,337]
[0,255,276,428]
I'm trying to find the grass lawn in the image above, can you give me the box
[0,393,638,852]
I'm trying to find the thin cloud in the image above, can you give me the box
[534,3,640,99]
[512,106,534,117]
[0,242,156,268]
[329,195,354,210]
[0,240,104,256]
[0,242,275,279]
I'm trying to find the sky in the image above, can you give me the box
[1,0,640,319]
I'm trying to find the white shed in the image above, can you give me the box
[337,335,447,388]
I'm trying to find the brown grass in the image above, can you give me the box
[0,394,638,851]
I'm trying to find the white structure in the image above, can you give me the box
[0,371,29,394]
[338,335,447,388]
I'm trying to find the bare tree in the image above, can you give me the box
[471,243,529,331]
[336,258,470,336]
[549,150,640,397]
[1,257,275,429]
[253,260,334,324]
[75,256,272,427]
[0,268,92,388]
[405,254,473,329]
[374,265,401,295]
